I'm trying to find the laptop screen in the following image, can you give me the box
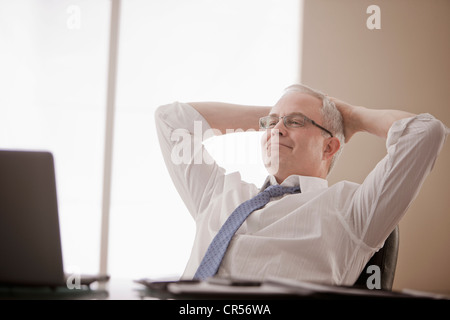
[0,150,65,286]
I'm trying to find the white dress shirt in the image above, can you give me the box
[155,101,447,286]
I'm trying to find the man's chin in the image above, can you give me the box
[263,155,281,176]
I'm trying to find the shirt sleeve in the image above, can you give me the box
[348,113,448,248]
[155,101,260,223]
[154,102,224,219]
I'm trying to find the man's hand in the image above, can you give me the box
[329,97,361,143]
[329,97,415,142]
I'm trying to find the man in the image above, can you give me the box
[155,84,447,286]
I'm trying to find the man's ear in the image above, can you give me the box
[322,137,340,160]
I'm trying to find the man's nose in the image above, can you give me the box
[271,118,287,136]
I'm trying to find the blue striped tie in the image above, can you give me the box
[193,184,300,280]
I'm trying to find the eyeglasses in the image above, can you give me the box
[259,113,334,137]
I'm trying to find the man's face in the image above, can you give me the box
[261,91,329,181]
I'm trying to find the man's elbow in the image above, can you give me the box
[154,104,169,123]
[414,117,448,165]
[422,118,448,151]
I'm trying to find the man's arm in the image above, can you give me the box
[330,97,416,142]
[155,102,262,220]
[189,102,271,134]
[330,97,447,247]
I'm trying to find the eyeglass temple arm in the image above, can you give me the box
[309,119,333,137]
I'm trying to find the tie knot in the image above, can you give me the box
[264,184,300,198]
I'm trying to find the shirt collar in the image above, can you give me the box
[261,174,328,193]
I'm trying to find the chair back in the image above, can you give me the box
[353,226,399,291]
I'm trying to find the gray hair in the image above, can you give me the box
[283,84,345,174]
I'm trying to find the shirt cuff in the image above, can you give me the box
[386,113,444,148]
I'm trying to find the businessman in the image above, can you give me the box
[155,84,448,286]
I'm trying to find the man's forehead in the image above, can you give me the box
[268,111,306,117]
[271,92,322,117]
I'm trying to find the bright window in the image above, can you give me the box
[111,0,300,278]
[0,0,110,274]
[0,0,300,279]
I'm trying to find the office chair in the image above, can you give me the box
[353,226,399,291]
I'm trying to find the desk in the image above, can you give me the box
[2,276,448,300]
[0,277,140,300]
[132,277,449,301]
[95,277,147,300]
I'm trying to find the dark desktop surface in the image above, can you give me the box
[1,276,447,301]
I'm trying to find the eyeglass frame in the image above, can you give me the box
[259,113,334,137]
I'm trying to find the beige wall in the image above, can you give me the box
[300,0,450,294]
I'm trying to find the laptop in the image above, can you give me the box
[0,149,109,290]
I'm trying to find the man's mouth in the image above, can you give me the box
[267,141,293,150]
